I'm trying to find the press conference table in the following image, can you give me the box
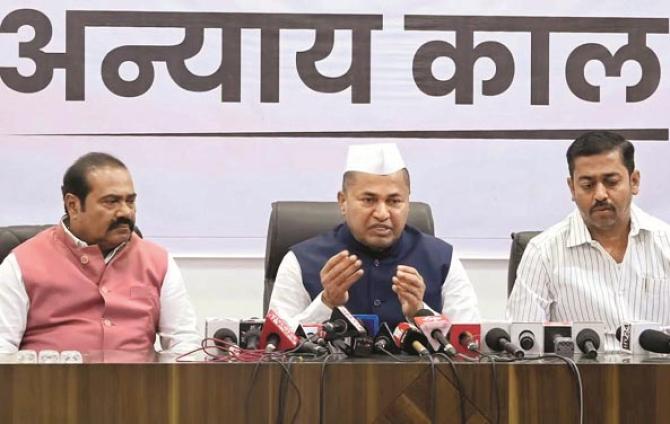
[0,351,668,424]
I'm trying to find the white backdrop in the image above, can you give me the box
[1,1,669,259]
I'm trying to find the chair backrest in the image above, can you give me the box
[263,201,435,314]
[0,225,53,264]
[0,224,143,265]
[507,231,542,295]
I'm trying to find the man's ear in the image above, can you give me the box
[337,191,346,216]
[567,176,576,202]
[630,170,640,195]
[64,193,81,219]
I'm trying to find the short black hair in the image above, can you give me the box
[62,152,127,214]
[342,168,411,192]
[566,131,635,177]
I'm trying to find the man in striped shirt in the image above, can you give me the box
[506,131,670,351]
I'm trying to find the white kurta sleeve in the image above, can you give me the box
[440,251,481,322]
[0,254,29,353]
[157,255,202,353]
[506,241,553,321]
[268,251,333,328]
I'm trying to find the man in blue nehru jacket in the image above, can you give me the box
[269,144,480,329]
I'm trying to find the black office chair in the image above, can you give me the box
[0,225,52,264]
[0,224,143,265]
[263,201,436,314]
[507,231,542,296]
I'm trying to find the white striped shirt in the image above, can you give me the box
[506,204,670,351]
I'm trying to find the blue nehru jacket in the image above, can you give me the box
[291,223,453,329]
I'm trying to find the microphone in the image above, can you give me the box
[374,322,400,354]
[259,310,299,352]
[639,329,670,353]
[205,317,240,352]
[576,329,600,359]
[413,309,456,356]
[239,318,264,349]
[354,314,380,338]
[323,306,367,340]
[618,321,668,354]
[392,322,431,356]
[294,325,328,355]
[449,323,480,356]
[484,328,524,359]
[543,322,573,357]
[511,322,544,355]
[213,328,238,351]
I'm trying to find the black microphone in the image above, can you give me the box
[213,328,238,351]
[639,329,670,353]
[323,306,367,340]
[485,328,524,359]
[374,322,400,354]
[296,337,329,355]
[576,329,601,359]
[239,319,264,349]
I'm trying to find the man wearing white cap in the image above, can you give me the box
[268,143,480,329]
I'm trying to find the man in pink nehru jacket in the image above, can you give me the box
[0,152,200,354]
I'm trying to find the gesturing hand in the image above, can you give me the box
[391,265,426,318]
[320,250,364,308]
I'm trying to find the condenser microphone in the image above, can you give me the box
[259,310,299,352]
[413,309,456,356]
[485,328,524,359]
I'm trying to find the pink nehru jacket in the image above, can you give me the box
[13,226,167,352]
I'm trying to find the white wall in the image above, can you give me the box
[177,256,508,336]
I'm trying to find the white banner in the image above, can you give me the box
[1,1,669,258]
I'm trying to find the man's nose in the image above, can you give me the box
[594,182,608,202]
[117,201,134,217]
[373,202,390,220]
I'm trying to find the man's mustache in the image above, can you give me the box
[590,201,615,213]
[108,217,135,232]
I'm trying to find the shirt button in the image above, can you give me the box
[373,299,382,307]
[80,255,89,265]
[101,287,109,294]
[103,319,112,327]
[373,259,380,267]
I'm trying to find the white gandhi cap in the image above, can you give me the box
[344,143,406,175]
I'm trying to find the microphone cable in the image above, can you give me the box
[520,354,583,424]
[377,346,424,362]
[475,350,505,424]
[244,360,264,424]
[432,353,466,424]
[319,352,347,424]
[270,356,302,424]
[426,354,437,424]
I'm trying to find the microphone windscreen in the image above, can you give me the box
[485,327,510,351]
[639,329,670,353]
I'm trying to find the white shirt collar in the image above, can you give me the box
[60,216,127,263]
[566,203,654,248]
